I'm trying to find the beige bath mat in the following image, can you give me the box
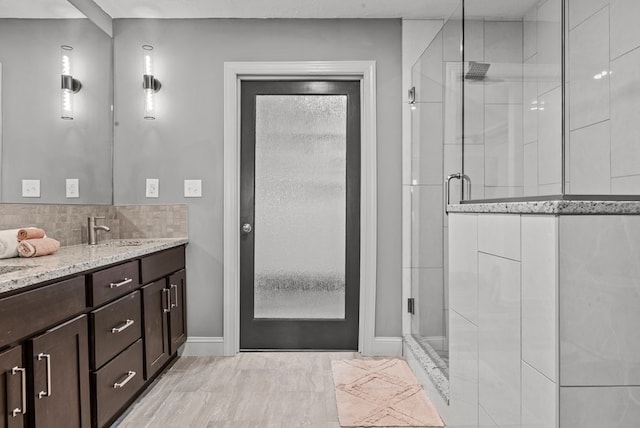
[331,359,444,427]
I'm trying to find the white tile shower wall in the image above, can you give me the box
[411,268,445,337]
[537,86,562,191]
[449,213,478,324]
[522,361,558,428]
[442,213,559,428]
[478,252,521,427]
[566,0,640,194]
[569,120,611,194]
[559,216,640,386]
[521,215,558,381]
[560,386,640,428]
[411,186,443,269]
[411,103,444,185]
[448,310,479,428]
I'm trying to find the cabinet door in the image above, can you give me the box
[168,270,187,354]
[0,346,25,428]
[30,315,90,428]
[141,279,170,380]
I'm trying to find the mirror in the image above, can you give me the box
[0,0,113,204]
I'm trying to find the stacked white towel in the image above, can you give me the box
[0,229,20,259]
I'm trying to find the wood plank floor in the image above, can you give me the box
[113,352,366,428]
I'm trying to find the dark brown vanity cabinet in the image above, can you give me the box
[28,315,91,428]
[0,244,187,428]
[140,247,187,380]
[0,346,25,428]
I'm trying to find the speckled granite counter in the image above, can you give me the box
[0,238,188,294]
[448,200,640,214]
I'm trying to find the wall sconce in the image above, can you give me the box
[408,86,416,110]
[60,45,82,120]
[142,45,161,120]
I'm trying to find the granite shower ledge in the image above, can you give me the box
[0,238,188,294]
[448,200,640,214]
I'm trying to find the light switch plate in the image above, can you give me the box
[146,178,159,198]
[22,179,41,198]
[66,178,79,198]
[184,179,202,197]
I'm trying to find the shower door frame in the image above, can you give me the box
[223,61,379,356]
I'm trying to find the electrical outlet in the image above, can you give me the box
[146,178,159,198]
[184,179,202,198]
[22,179,41,198]
[66,178,79,198]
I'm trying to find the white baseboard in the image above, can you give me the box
[181,337,225,356]
[369,336,403,356]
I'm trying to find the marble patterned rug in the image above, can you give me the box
[331,359,444,427]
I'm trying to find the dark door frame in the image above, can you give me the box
[239,80,361,350]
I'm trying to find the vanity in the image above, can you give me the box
[0,238,188,428]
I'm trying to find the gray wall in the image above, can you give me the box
[113,18,402,339]
[0,19,112,204]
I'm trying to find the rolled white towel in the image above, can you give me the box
[0,229,20,259]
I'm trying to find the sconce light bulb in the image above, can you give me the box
[61,55,71,76]
[144,88,155,120]
[144,55,153,75]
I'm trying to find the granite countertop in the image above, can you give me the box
[0,238,188,295]
[448,200,640,214]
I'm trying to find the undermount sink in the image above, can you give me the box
[0,265,33,275]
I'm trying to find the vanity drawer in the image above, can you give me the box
[93,339,144,428]
[89,260,140,306]
[0,276,86,349]
[91,291,142,369]
[141,246,185,284]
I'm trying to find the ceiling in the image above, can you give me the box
[0,0,542,20]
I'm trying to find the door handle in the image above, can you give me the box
[241,223,252,234]
[36,353,51,399]
[11,366,26,417]
[170,283,178,308]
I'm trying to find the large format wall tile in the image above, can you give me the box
[449,214,478,324]
[569,120,611,194]
[560,386,640,428]
[448,310,479,428]
[522,215,557,381]
[524,7,537,61]
[479,406,498,428]
[411,185,443,268]
[569,0,609,30]
[523,142,539,196]
[479,253,521,427]
[560,216,640,386]
[537,0,562,95]
[411,267,445,338]
[484,21,523,63]
[568,7,610,131]
[537,87,562,187]
[611,46,640,178]
[478,214,520,260]
[610,0,640,60]
[484,105,523,189]
[411,102,444,185]
[522,362,557,428]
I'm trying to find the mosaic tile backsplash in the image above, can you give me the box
[0,204,187,246]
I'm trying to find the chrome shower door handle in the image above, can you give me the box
[445,173,462,215]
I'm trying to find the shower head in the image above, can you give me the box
[465,61,491,81]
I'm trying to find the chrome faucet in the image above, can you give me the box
[88,216,110,245]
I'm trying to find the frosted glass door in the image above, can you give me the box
[254,95,346,319]
[239,80,360,350]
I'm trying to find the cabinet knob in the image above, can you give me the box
[241,223,252,234]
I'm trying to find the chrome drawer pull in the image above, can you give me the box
[109,278,132,289]
[36,353,51,399]
[113,371,136,389]
[163,288,171,313]
[111,319,135,334]
[11,366,26,417]
[170,283,178,308]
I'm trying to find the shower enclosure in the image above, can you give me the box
[408,0,632,393]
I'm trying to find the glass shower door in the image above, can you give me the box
[409,6,463,376]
